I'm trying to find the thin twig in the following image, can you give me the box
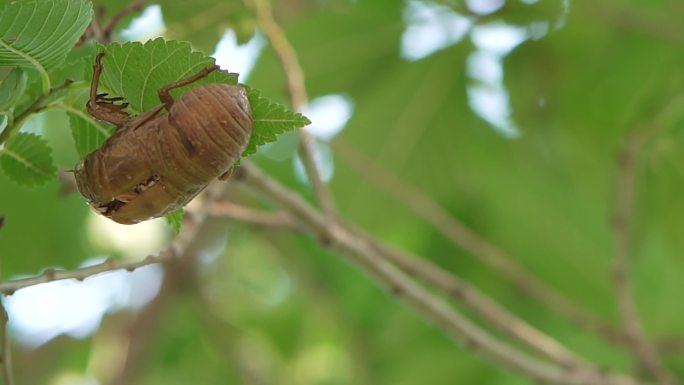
[0,80,74,145]
[0,254,170,295]
[0,298,14,385]
[76,5,106,47]
[77,0,146,47]
[211,201,300,229]
[235,162,642,385]
[102,0,146,42]
[612,134,677,385]
[248,0,306,110]
[0,182,223,295]
[250,0,337,218]
[332,139,623,341]
[298,131,337,217]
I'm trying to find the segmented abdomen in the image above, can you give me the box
[153,84,252,200]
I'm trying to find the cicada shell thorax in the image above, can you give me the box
[74,124,156,206]
[75,83,252,225]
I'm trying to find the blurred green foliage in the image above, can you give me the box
[2,0,684,384]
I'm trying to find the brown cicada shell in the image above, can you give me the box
[75,53,252,224]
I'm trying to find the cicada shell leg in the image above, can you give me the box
[157,65,220,110]
[87,52,131,129]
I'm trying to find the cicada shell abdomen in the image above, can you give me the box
[75,84,252,225]
[156,84,252,195]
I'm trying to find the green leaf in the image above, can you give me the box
[67,110,114,158]
[86,39,308,162]
[0,67,27,112]
[243,88,311,157]
[9,69,43,114]
[165,208,184,234]
[0,0,93,93]
[99,38,238,113]
[50,43,97,85]
[62,86,114,157]
[0,132,56,186]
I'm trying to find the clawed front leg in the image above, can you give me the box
[87,53,131,129]
[87,53,221,126]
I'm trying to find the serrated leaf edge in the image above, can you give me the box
[164,208,184,234]
[243,87,311,157]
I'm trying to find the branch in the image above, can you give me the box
[212,186,618,377]
[230,197,600,374]
[0,181,224,295]
[250,0,337,218]
[0,299,14,385]
[353,234,594,372]
[249,0,306,110]
[234,162,642,385]
[332,139,623,341]
[612,135,677,385]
